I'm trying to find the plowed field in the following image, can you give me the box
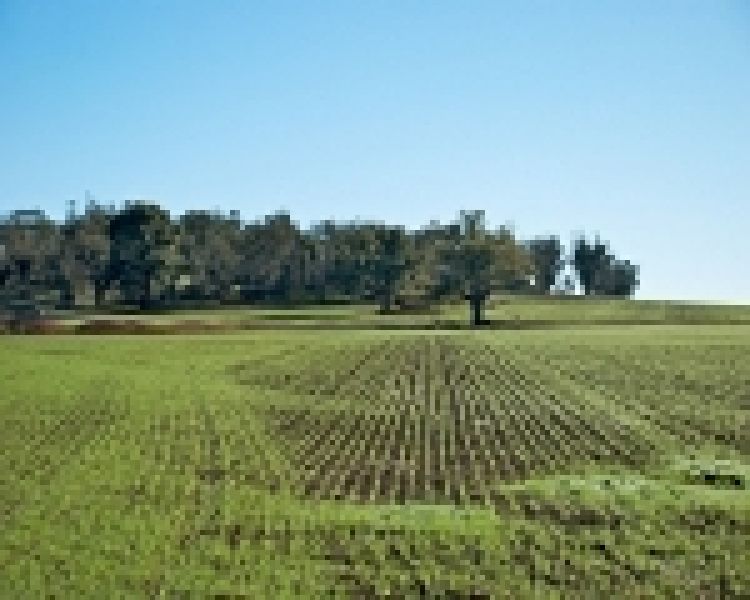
[1,326,748,597]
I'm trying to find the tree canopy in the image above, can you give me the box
[0,201,639,326]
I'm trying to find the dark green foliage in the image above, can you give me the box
[526,237,563,294]
[573,237,638,296]
[106,202,176,310]
[0,211,60,325]
[439,211,532,325]
[176,210,241,304]
[60,204,112,308]
[235,212,325,305]
[0,201,637,314]
[372,226,408,313]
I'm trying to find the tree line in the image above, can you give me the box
[0,201,638,325]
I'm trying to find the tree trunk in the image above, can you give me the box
[139,275,152,311]
[379,283,394,314]
[94,280,106,308]
[467,293,485,327]
[59,281,76,310]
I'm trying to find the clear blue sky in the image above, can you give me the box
[1,1,748,301]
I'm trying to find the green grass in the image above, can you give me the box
[36,295,750,334]
[1,324,748,596]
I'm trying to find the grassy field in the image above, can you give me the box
[1,312,749,596]
[29,296,750,334]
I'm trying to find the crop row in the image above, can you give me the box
[246,337,659,504]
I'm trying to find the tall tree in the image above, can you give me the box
[176,210,241,304]
[527,236,563,294]
[441,211,532,326]
[0,210,59,325]
[57,204,112,308]
[573,237,638,296]
[595,259,639,296]
[106,202,176,310]
[235,212,307,304]
[366,226,408,313]
[572,237,608,295]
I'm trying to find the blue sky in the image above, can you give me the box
[1,1,748,301]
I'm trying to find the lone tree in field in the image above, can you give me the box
[442,211,532,326]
